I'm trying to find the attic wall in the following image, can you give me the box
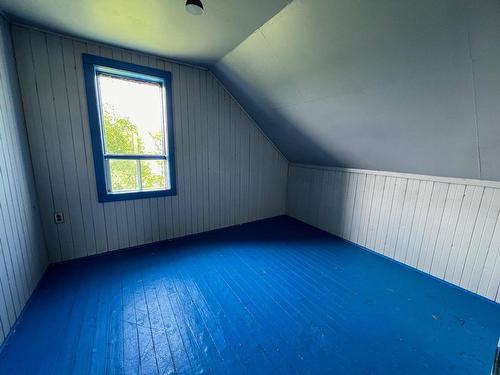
[214,0,500,181]
[0,16,47,345]
[11,25,288,262]
[287,164,500,302]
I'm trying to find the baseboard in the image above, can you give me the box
[51,214,289,267]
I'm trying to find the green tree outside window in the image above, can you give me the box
[103,105,165,191]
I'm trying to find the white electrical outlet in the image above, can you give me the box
[54,212,64,224]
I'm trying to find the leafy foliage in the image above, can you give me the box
[103,106,165,191]
[104,106,144,154]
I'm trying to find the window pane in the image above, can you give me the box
[99,74,164,155]
[141,160,166,190]
[109,159,138,192]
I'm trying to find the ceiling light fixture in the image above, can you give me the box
[185,0,204,15]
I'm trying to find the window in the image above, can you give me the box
[82,54,176,202]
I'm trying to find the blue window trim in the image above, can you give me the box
[82,53,177,203]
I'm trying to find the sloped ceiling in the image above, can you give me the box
[0,0,290,65]
[214,0,500,181]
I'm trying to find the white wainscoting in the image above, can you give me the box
[0,17,47,345]
[12,25,288,262]
[287,164,500,302]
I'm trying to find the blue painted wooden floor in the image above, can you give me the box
[1,216,499,374]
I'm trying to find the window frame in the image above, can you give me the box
[82,54,176,202]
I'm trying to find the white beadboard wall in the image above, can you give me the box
[287,164,500,303]
[0,17,47,345]
[11,24,288,263]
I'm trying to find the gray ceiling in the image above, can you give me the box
[1,0,499,181]
[214,0,500,181]
[0,0,290,65]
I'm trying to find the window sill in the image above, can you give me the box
[98,188,177,203]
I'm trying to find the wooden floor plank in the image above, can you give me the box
[122,272,141,374]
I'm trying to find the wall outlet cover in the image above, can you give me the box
[54,212,64,224]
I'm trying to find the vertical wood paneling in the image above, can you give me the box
[12,25,288,263]
[0,17,47,345]
[430,184,466,278]
[393,179,418,262]
[387,178,406,258]
[287,164,500,302]
[365,175,385,249]
[416,182,448,272]
[445,186,484,285]
[374,176,396,254]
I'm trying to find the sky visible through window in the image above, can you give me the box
[99,74,164,155]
